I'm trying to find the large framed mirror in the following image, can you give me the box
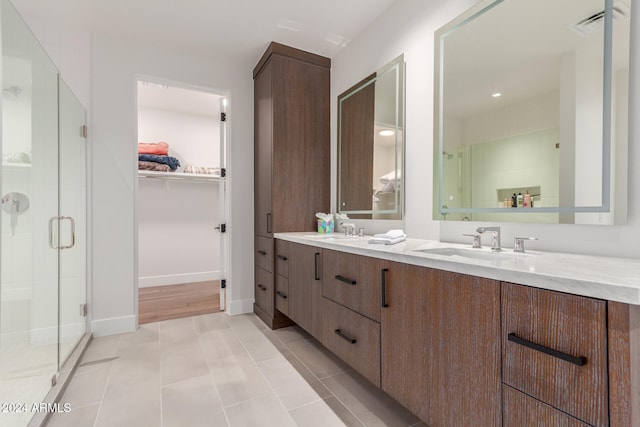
[337,54,405,220]
[434,0,630,224]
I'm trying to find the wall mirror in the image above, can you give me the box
[337,54,404,220]
[434,0,630,224]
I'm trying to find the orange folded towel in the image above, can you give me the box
[138,142,169,155]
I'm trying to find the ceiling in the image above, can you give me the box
[11,0,400,67]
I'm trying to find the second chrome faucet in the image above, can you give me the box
[475,226,502,251]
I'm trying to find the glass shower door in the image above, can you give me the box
[57,79,87,366]
[1,0,61,425]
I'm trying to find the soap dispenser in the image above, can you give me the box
[523,190,531,208]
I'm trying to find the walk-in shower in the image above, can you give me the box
[1,1,88,425]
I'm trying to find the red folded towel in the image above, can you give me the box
[138,142,169,155]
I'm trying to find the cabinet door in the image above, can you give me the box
[502,283,608,426]
[271,56,330,233]
[288,243,322,340]
[322,249,382,321]
[381,263,501,426]
[503,385,590,427]
[254,61,273,237]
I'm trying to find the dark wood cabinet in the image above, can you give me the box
[288,242,323,340]
[502,283,609,426]
[381,263,502,426]
[252,42,330,327]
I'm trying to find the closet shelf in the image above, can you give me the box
[138,170,220,182]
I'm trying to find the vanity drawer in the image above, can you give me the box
[254,266,273,314]
[275,275,289,315]
[502,283,608,427]
[321,297,380,387]
[275,239,289,278]
[255,236,273,272]
[502,385,590,427]
[322,249,383,322]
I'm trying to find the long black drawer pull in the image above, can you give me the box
[335,275,356,285]
[314,253,321,280]
[276,291,287,299]
[257,284,267,291]
[266,213,272,234]
[507,333,587,366]
[381,268,389,308]
[277,255,288,261]
[257,250,267,255]
[335,329,357,344]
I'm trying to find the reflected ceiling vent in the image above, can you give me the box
[571,1,630,36]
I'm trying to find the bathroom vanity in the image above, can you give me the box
[274,232,640,427]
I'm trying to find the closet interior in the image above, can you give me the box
[136,81,225,324]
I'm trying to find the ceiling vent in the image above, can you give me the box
[571,1,629,36]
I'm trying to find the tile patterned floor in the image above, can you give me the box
[46,313,425,427]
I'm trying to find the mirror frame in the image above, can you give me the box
[337,54,406,219]
[433,0,625,219]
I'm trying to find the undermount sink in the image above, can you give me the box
[414,247,529,261]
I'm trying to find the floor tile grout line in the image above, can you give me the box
[90,333,122,427]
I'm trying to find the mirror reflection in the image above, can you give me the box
[338,55,404,220]
[434,0,630,224]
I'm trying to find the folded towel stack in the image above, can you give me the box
[137,142,181,172]
[368,229,406,245]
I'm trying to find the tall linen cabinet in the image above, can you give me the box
[253,42,331,328]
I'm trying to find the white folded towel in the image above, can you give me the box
[368,235,406,245]
[373,229,406,239]
[369,229,406,245]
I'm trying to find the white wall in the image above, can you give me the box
[332,0,640,259]
[90,35,254,335]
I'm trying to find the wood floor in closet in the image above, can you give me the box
[138,280,221,324]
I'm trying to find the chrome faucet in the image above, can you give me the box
[476,226,501,251]
[341,222,356,236]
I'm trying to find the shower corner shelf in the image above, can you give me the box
[2,162,32,169]
[137,170,221,182]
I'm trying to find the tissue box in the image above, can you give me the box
[317,218,334,234]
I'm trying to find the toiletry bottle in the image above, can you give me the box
[511,193,517,208]
[517,193,523,207]
[523,190,531,208]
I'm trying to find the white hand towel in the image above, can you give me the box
[368,235,406,245]
[373,229,406,239]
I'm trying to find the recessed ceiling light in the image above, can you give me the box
[379,129,395,136]
[491,92,502,98]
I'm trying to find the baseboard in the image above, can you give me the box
[227,298,255,315]
[91,315,136,337]
[138,271,221,288]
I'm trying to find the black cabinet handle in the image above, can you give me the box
[335,275,356,285]
[314,252,321,280]
[276,291,287,299]
[381,268,389,308]
[277,255,288,261]
[266,213,272,234]
[335,329,356,344]
[257,284,267,291]
[257,250,267,256]
[507,333,587,366]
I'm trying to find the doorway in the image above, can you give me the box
[135,79,228,324]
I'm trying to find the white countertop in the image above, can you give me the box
[275,232,640,305]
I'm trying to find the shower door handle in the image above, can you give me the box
[48,216,76,249]
[59,216,76,249]
[48,217,59,249]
